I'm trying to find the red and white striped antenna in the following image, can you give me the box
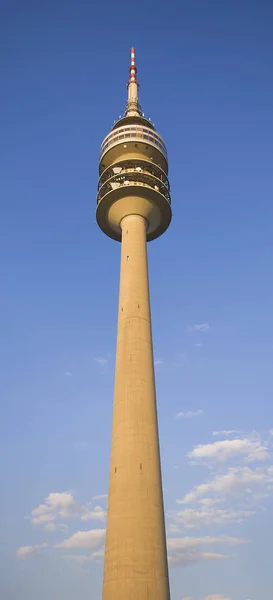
[125,47,142,116]
[128,47,139,86]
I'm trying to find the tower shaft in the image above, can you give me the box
[102,213,170,600]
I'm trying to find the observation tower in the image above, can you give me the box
[97,48,172,600]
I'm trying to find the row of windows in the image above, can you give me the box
[100,133,167,159]
[105,126,158,141]
[98,167,169,190]
[101,126,165,147]
[100,127,167,159]
[97,175,171,205]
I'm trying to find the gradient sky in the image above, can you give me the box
[1,1,273,599]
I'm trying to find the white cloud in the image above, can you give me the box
[168,506,255,528]
[167,523,181,535]
[16,543,47,558]
[167,535,246,567]
[198,498,220,506]
[269,429,273,436]
[177,432,273,529]
[32,513,56,526]
[170,551,226,566]
[188,324,210,333]
[16,546,37,558]
[61,550,104,564]
[92,494,107,501]
[168,535,246,551]
[32,503,52,517]
[212,430,241,437]
[65,371,72,377]
[175,410,204,420]
[31,491,108,530]
[44,522,68,532]
[94,357,108,367]
[204,596,232,600]
[154,359,163,367]
[61,553,92,565]
[31,492,78,528]
[178,465,273,505]
[43,492,75,509]
[81,506,106,521]
[182,596,232,600]
[188,436,270,463]
[91,549,105,561]
[56,529,106,550]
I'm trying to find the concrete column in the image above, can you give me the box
[102,213,170,600]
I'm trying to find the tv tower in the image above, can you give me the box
[96,48,172,600]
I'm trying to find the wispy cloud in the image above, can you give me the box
[92,494,108,501]
[167,535,247,567]
[168,506,255,529]
[183,595,232,600]
[177,465,273,505]
[154,359,163,367]
[212,430,242,437]
[16,544,47,558]
[16,545,37,558]
[65,371,72,377]
[61,553,93,565]
[30,491,107,530]
[204,596,232,600]
[94,357,108,367]
[187,435,270,464]
[61,551,104,564]
[44,522,68,532]
[175,410,204,420]
[56,529,106,550]
[81,506,106,521]
[187,324,210,333]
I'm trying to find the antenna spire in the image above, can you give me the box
[125,47,142,117]
[128,47,137,85]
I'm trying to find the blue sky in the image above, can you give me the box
[1,1,273,599]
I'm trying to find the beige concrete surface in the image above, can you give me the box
[102,213,170,600]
